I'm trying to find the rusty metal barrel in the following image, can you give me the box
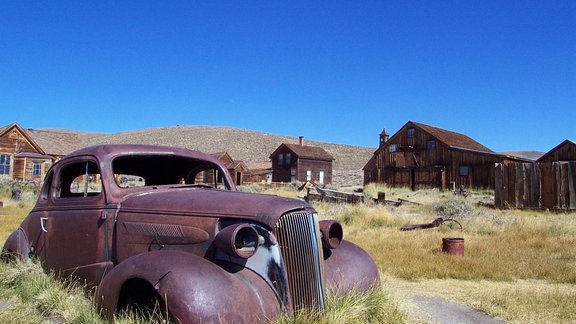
[442,237,464,256]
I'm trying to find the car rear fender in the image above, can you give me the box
[96,250,282,323]
[1,229,31,261]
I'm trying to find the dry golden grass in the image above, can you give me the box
[309,185,576,323]
[0,200,30,244]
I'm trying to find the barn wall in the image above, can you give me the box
[495,161,576,210]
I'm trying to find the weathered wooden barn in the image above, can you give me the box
[363,121,530,190]
[495,139,576,210]
[270,137,334,185]
[0,123,83,182]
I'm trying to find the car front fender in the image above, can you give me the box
[324,240,380,294]
[96,250,282,323]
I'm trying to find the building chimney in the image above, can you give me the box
[379,128,389,147]
[299,136,304,146]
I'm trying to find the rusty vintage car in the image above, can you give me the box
[2,144,379,322]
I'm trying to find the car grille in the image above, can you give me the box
[274,211,326,312]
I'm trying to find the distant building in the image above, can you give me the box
[363,121,530,190]
[269,137,334,185]
[211,152,247,186]
[0,123,83,182]
[243,161,273,184]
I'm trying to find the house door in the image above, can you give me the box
[410,169,416,191]
[236,172,242,185]
[319,171,325,185]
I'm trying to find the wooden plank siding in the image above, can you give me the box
[537,140,576,163]
[495,161,576,210]
[0,124,54,181]
[364,121,528,190]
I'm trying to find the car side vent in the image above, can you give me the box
[274,212,326,312]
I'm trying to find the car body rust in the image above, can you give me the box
[2,144,379,322]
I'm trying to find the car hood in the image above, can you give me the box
[117,187,314,227]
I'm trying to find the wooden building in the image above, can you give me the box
[0,123,86,182]
[495,139,576,210]
[211,152,248,186]
[363,121,530,190]
[270,137,334,185]
[243,161,273,184]
[537,140,576,163]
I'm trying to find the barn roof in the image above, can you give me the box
[409,121,493,152]
[270,143,335,161]
[25,128,85,156]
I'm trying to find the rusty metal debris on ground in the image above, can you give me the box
[400,217,463,231]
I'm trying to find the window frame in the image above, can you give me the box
[33,161,42,177]
[407,128,416,137]
[389,143,398,153]
[427,140,437,150]
[0,154,10,175]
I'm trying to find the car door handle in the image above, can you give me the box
[40,217,48,233]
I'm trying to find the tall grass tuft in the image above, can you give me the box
[275,286,405,324]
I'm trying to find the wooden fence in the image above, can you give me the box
[495,161,576,210]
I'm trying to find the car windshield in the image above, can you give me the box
[112,154,230,190]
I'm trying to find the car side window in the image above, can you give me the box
[56,161,102,198]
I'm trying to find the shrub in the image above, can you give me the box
[433,198,475,219]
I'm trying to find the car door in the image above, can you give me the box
[41,157,114,286]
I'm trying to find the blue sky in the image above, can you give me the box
[1,1,574,152]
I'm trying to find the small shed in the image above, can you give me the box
[537,140,576,163]
[495,139,576,210]
[244,161,273,184]
[211,152,247,186]
[270,137,334,185]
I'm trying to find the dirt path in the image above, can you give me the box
[384,276,507,323]
[408,295,504,324]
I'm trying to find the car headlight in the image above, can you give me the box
[215,223,259,258]
[319,220,343,249]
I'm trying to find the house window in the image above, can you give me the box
[427,140,437,150]
[407,128,416,137]
[319,171,325,184]
[33,162,42,177]
[389,144,397,153]
[278,154,284,165]
[0,154,10,175]
[306,170,312,181]
[291,167,296,182]
[459,166,469,177]
[286,153,291,165]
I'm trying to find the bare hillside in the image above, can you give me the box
[80,126,375,186]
